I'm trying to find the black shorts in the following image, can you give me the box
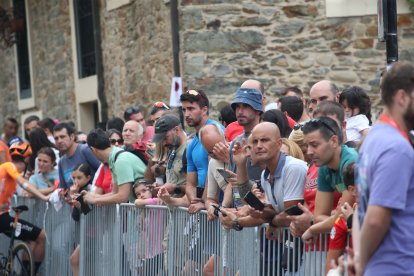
[0,212,42,242]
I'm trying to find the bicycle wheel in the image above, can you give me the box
[10,242,34,276]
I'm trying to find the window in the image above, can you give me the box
[13,0,31,100]
[74,0,96,78]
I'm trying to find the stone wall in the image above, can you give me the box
[0,0,76,125]
[29,0,76,121]
[179,0,414,116]
[100,0,173,118]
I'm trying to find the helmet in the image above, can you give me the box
[9,141,32,158]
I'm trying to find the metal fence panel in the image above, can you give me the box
[44,202,78,276]
[119,204,169,276]
[1,197,333,276]
[167,207,222,276]
[79,204,121,276]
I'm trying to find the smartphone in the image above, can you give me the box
[243,191,265,211]
[284,205,303,216]
[217,169,232,182]
[75,193,91,215]
[211,205,226,217]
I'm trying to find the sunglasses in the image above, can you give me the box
[303,118,337,135]
[153,102,170,109]
[77,140,87,144]
[110,138,124,145]
[125,107,140,116]
[9,147,29,155]
[185,90,205,100]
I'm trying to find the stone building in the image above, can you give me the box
[0,0,413,133]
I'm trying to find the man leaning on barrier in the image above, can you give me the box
[83,128,146,204]
[220,122,307,230]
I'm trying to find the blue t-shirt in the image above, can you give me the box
[357,123,414,275]
[186,119,224,188]
[58,144,101,189]
[29,169,59,189]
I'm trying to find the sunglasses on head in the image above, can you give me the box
[304,118,337,135]
[110,138,124,145]
[185,90,205,100]
[125,107,140,116]
[153,102,170,109]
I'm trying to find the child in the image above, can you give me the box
[134,181,164,207]
[69,163,93,276]
[70,163,93,221]
[326,162,357,275]
[339,86,372,143]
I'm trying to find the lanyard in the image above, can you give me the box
[378,113,409,142]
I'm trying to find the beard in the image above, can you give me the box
[403,98,414,131]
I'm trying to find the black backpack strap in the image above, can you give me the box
[113,150,127,163]
[180,148,187,174]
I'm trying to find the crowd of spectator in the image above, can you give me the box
[1,61,414,276]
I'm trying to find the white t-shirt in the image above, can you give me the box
[346,114,370,143]
[207,158,228,200]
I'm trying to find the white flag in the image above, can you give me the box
[169,77,183,107]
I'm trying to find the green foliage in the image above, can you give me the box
[407,0,414,12]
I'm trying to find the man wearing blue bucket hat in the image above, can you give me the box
[222,83,265,209]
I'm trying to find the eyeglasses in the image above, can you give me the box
[125,107,140,116]
[304,118,337,135]
[153,102,170,109]
[77,141,87,144]
[110,138,124,145]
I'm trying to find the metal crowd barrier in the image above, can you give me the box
[167,207,222,275]
[79,204,121,276]
[43,200,79,276]
[0,197,332,276]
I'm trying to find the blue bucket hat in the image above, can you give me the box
[231,88,263,113]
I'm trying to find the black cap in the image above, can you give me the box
[152,115,181,143]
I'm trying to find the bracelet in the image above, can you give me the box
[22,182,29,189]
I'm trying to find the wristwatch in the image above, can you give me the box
[232,218,243,231]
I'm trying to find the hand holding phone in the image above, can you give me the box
[212,205,226,217]
[75,193,91,215]
[243,191,265,211]
[284,205,304,216]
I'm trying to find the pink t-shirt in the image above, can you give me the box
[141,126,154,144]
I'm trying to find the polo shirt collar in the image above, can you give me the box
[263,152,287,181]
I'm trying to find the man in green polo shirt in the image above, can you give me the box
[84,128,146,204]
[301,116,358,239]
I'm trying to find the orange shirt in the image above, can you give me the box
[0,140,11,164]
[0,162,21,214]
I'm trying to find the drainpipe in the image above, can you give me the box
[92,0,108,122]
[385,0,398,68]
[169,0,184,128]
[170,0,180,77]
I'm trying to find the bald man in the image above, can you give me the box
[220,122,307,230]
[308,80,339,115]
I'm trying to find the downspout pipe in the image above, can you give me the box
[92,0,108,122]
